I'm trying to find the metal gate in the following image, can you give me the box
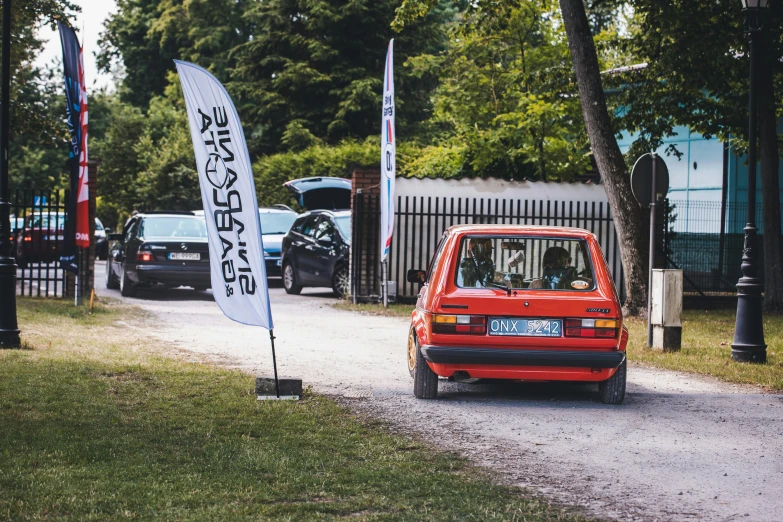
[351,193,624,303]
[9,189,84,297]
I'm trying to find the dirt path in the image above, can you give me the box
[97,261,783,522]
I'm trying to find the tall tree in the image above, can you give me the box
[98,0,248,109]
[558,0,647,315]
[613,0,783,311]
[404,0,591,181]
[230,0,453,155]
[395,0,649,314]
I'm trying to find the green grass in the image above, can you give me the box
[332,301,414,319]
[626,310,783,390]
[0,298,587,521]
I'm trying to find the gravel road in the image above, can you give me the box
[96,261,783,522]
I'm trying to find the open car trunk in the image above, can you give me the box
[284,177,351,210]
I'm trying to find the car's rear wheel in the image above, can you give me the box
[407,328,417,378]
[599,360,626,405]
[283,262,302,295]
[105,259,119,289]
[119,266,137,297]
[412,334,438,399]
[331,264,349,298]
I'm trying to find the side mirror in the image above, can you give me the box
[108,233,123,242]
[407,269,426,284]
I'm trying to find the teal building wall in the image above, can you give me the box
[617,125,783,235]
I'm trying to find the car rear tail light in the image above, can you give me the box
[432,314,486,335]
[565,318,618,339]
[23,234,31,242]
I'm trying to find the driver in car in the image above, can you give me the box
[459,238,499,288]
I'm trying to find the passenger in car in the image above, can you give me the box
[541,246,578,290]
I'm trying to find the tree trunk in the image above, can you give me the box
[758,45,783,312]
[559,0,647,316]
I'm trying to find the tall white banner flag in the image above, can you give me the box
[175,60,273,329]
[380,39,395,262]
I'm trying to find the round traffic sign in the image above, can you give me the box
[631,153,669,207]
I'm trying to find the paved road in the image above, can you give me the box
[95,261,783,522]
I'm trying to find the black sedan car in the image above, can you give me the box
[281,210,351,297]
[106,211,211,296]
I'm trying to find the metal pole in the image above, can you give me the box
[647,153,657,348]
[382,260,388,307]
[732,11,766,363]
[0,0,20,348]
[269,329,280,398]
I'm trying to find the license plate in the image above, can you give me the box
[169,252,200,261]
[489,318,562,337]
[44,235,64,241]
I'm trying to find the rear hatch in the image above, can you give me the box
[284,177,351,210]
[433,291,621,349]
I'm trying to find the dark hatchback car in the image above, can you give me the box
[281,210,351,297]
[106,212,210,297]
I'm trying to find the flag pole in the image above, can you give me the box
[269,329,280,398]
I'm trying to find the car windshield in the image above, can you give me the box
[259,212,297,235]
[27,214,65,230]
[334,216,351,240]
[140,217,207,239]
[455,236,594,291]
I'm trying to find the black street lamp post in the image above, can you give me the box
[732,0,768,363]
[0,0,20,348]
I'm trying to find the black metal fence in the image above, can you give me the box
[10,189,85,298]
[663,199,765,294]
[352,193,624,302]
[352,193,776,302]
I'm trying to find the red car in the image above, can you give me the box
[15,212,66,268]
[406,225,629,404]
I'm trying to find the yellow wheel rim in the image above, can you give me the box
[407,329,417,373]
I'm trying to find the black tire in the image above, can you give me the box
[105,259,119,289]
[193,286,207,292]
[331,264,349,298]
[599,360,627,405]
[282,262,302,295]
[119,266,137,297]
[412,335,438,399]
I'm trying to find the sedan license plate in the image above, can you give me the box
[169,252,200,261]
[44,235,64,241]
[489,318,562,337]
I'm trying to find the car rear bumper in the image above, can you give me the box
[135,264,211,287]
[421,345,625,382]
[265,256,282,277]
[421,345,625,368]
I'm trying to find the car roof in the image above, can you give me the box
[298,209,351,219]
[259,206,297,214]
[446,224,593,238]
[138,211,199,218]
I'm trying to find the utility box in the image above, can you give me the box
[651,269,683,352]
[385,281,397,303]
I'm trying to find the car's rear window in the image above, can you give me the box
[259,212,297,235]
[454,236,595,291]
[140,217,207,239]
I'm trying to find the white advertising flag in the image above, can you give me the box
[380,39,395,262]
[175,60,273,329]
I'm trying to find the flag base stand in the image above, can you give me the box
[255,376,302,401]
